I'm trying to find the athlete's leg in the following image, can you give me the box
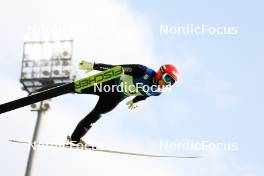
[70,93,126,142]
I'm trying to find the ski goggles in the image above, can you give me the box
[162,73,176,85]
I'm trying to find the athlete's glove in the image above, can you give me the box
[79,60,94,73]
[126,100,138,110]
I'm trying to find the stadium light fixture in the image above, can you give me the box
[20,39,74,93]
[20,39,75,176]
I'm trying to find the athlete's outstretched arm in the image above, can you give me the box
[79,60,148,77]
[132,96,149,103]
[131,91,161,103]
[94,63,147,77]
[126,96,149,110]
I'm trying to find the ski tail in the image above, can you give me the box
[30,83,67,95]
[0,82,74,114]
[0,66,123,115]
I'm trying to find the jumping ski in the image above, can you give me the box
[0,66,123,114]
[9,139,200,159]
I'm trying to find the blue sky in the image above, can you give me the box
[129,0,264,173]
[0,0,263,175]
[129,0,263,153]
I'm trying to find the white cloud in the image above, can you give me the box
[0,0,157,175]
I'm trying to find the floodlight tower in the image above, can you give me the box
[20,39,75,176]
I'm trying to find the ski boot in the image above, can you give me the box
[65,136,97,150]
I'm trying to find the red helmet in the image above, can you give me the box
[156,64,179,85]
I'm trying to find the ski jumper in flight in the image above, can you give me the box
[67,61,179,144]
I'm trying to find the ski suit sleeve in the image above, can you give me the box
[93,63,147,78]
[132,96,148,103]
[132,91,162,103]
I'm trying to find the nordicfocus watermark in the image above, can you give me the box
[160,140,239,152]
[160,24,239,36]
[93,82,172,94]
[22,141,95,151]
